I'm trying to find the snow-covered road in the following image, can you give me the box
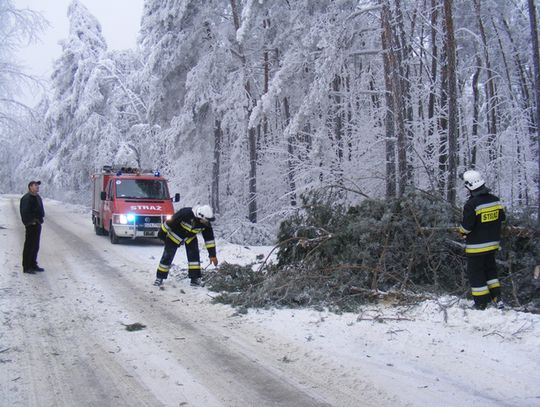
[1,195,539,406]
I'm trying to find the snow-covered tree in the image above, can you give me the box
[0,0,46,192]
[37,1,153,202]
[7,0,540,241]
[36,0,108,200]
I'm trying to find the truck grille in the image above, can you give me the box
[135,215,162,230]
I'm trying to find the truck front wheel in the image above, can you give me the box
[109,223,120,244]
[94,219,105,236]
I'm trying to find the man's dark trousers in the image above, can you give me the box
[467,251,501,308]
[23,223,41,271]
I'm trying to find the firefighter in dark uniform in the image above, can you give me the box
[20,180,45,274]
[459,170,506,310]
[153,205,218,287]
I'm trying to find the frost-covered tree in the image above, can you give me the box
[37,0,109,200]
[119,0,540,232]
[10,0,540,242]
[0,0,46,192]
[138,1,239,208]
[37,0,153,202]
[527,0,540,224]
[0,0,45,123]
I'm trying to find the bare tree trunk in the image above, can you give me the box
[394,68,408,196]
[471,56,481,168]
[345,74,353,161]
[458,77,467,170]
[527,0,540,224]
[426,0,439,165]
[380,0,407,196]
[417,2,426,128]
[283,97,297,206]
[492,16,527,204]
[391,1,408,196]
[262,17,270,145]
[395,0,415,184]
[332,74,344,188]
[474,0,498,162]
[249,125,258,222]
[437,47,448,193]
[443,0,457,205]
[503,18,537,135]
[381,0,397,198]
[230,0,257,222]
[211,119,222,213]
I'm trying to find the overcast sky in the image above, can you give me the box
[14,0,144,105]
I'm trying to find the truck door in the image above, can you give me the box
[103,179,114,231]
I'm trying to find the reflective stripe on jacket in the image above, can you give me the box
[161,207,216,257]
[460,186,505,256]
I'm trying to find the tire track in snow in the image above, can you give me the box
[36,200,345,406]
[3,196,164,407]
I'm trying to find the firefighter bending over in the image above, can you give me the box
[459,170,506,310]
[154,205,218,287]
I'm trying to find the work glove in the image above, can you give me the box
[454,226,466,239]
[210,256,218,267]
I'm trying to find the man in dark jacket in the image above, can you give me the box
[20,180,45,274]
[153,205,218,287]
[459,170,506,310]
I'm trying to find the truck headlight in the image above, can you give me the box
[115,214,135,224]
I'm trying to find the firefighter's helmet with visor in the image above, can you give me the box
[193,205,215,222]
[462,170,485,191]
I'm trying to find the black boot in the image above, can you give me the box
[474,302,488,310]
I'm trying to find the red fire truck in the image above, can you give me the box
[92,165,180,244]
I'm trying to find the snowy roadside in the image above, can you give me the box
[2,195,539,406]
[52,197,540,405]
[246,299,540,406]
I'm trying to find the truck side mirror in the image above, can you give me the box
[173,193,180,202]
[100,191,106,201]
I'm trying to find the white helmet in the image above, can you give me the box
[193,204,215,222]
[462,170,485,191]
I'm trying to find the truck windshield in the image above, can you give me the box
[115,179,169,200]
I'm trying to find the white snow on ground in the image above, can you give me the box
[1,195,539,406]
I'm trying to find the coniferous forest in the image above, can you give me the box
[1,0,540,245]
